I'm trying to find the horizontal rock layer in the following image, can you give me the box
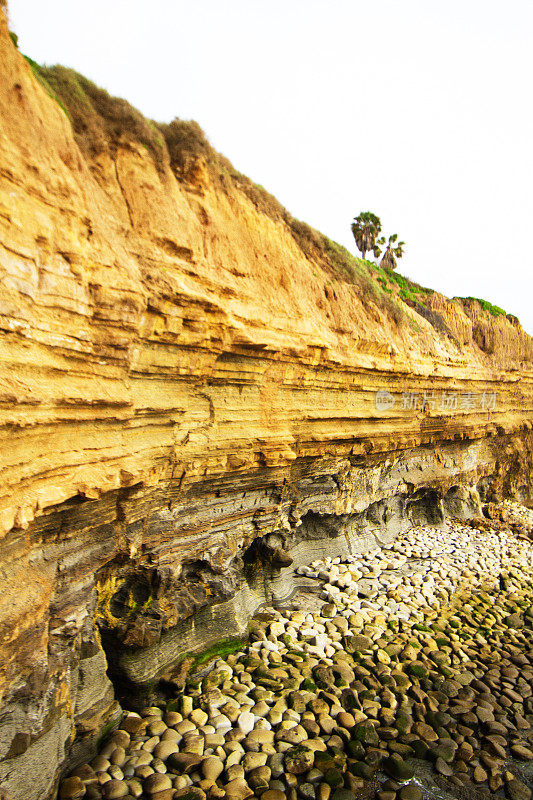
[0,10,532,799]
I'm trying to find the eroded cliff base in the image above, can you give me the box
[60,501,533,800]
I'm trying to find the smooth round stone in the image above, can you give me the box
[511,743,533,760]
[100,741,119,759]
[247,765,271,791]
[244,729,274,746]
[202,757,224,781]
[183,734,204,755]
[163,712,183,727]
[242,751,268,771]
[413,722,437,742]
[226,750,244,768]
[110,747,126,767]
[134,765,154,779]
[473,766,488,783]
[142,736,160,753]
[71,763,98,784]
[434,738,457,763]
[153,741,179,760]
[85,784,103,800]
[398,786,423,800]
[268,753,285,779]
[102,780,129,799]
[92,756,111,772]
[476,707,494,723]
[161,728,181,742]
[108,766,124,780]
[307,768,325,784]
[129,750,153,767]
[435,757,453,777]
[336,712,355,729]
[262,792,286,800]
[107,730,130,749]
[317,784,331,800]
[226,763,246,782]
[277,725,308,745]
[190,709,209,727]
[147,720,168,737]
[121,715,144,735]
[237,711,255,735]
[383,755,414,782]
[143,773,173,794]
[331,789,354,800]
[126,778,143,799]
[152,757,167,774]
[176,720,197,735]
[252,700,270,716]
[167,752,203,774]
[59,777,86,800]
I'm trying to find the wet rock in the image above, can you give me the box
[330,791,355,800]
[511,743,533,760]
[383,755,414,781]
[398,786,423,800]
[435,757,453,777]
[323,768,343,789]
[473,765,488,783]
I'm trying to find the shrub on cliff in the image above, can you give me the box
[26,64,166,169]
[462,297,507,318]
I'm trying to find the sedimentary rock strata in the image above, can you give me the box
[0,7,532,798]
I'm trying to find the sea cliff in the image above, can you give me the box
[0,9,532,798]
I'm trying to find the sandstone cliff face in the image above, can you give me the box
[0,12,532,799]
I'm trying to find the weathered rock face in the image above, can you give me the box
[0,10,532,799]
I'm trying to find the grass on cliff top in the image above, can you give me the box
[27,63,166,169]
[20,52,516,336]
[21,50,514,334]
[22,57,71,120]
[458,296,508,318]
[21,58,406,325]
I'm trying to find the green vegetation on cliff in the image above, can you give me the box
[460,296,507,318]
[14,51,520,336]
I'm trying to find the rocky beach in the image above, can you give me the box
[60,501,533,800]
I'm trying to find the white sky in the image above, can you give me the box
[7,0,533,334]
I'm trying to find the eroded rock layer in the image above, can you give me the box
[0,9,532,799]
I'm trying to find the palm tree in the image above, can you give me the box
[351,212,382,260]
[380,233,405,270]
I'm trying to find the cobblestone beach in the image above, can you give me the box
[61,502,533,800]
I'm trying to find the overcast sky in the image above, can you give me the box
[8,0,533,334]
